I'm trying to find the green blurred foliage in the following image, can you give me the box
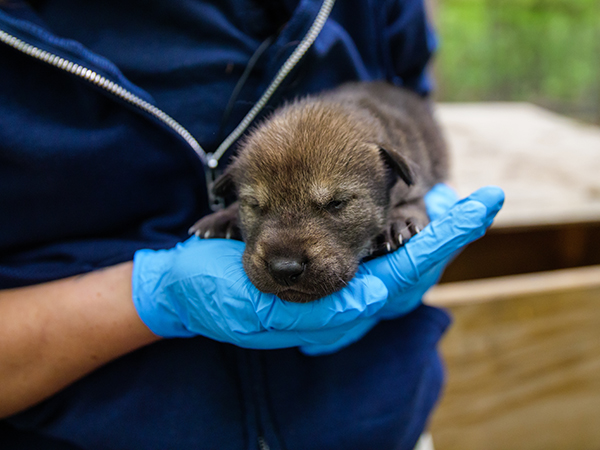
[435,0,600,123]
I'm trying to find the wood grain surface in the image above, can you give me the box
[426,266,600,450]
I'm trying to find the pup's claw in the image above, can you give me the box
[364,214,428,261]
[189,202,242,241]
[406,220,421,237]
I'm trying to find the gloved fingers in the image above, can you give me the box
[408,185,504,276]
[166,236,388,334]
[152,236,385,336]
[156,238,263,334]
[255,269,388,331]
[424,183,459,221]
[165,234,245,258]
[365,186,504,291]
[162,237,249,291]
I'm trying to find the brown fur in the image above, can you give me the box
[190,81,448,302]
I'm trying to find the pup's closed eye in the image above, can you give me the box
[324,199,348,213]
[241,196,264,213]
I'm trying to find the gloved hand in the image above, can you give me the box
[300,184,505,355]
[132,184,504,352]
[132,237,391,348]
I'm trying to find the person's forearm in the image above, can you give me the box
[0,262,161,418]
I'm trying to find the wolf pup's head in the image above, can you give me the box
[216,98,414,302]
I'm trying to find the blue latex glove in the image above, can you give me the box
[300,184,505,355]
[132,184,504,351]
[133,237,391,348]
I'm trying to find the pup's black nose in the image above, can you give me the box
[268,257,306,286]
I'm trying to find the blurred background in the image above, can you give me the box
[423,2,600,449]
[432,0,600,125]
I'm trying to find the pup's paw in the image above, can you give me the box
[367,198,430,259]
[188,202,242,240]
[369,217,426,258]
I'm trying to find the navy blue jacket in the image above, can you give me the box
[0,1,450,449]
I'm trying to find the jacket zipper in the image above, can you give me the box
[208,0,336,168]
[0,0,336,172]
[0,29,208,163]
[257,435,271,450]
[1,0,335,212]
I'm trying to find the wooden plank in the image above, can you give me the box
[439,222,600,283]
[436,103,600,228]
[426,266,600,450]
[427,265,600,307]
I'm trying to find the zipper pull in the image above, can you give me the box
[205,153,226,212]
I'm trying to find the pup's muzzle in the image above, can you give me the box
[267,256,306,286]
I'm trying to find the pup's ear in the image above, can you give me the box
[212,171,236,197]
[378,147,414,186]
